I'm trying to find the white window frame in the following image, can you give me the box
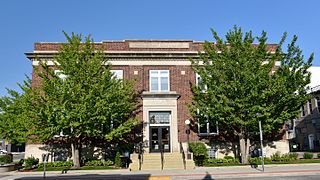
[148,111,171,126]
[198,118,219,136]
[196,109,219,136]
[149,70,170,92]
[110,70,123,80]
[54,70,67,80]
[195,73,207,92]
[301,105,306,117]
[308,99,313,114]
[316,97,320,113]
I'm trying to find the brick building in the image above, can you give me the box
[25,40,288,169]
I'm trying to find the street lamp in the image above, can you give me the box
[256,113,265,172]
[185,119,191,159]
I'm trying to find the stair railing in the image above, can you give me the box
[160,143,164,170]
[180,142,186,170]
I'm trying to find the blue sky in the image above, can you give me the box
[0,0,319,97]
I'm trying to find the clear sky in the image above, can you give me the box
[0,0,319,97]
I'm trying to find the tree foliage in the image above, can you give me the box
[0,78,34,144]
[191,26,313,163]
[1,32,138,167]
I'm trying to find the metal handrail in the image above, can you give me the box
[160,144,164,170]
[180,142,186,170]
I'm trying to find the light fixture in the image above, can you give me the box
[185,119,191,125]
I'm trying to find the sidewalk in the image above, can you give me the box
[1,163,320,179]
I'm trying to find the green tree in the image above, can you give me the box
[191,26,313,164]
[1,32,138,168]
[0,79,33,144]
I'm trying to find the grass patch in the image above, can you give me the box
[35,166,116,171]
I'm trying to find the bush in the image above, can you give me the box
[317,153,320,158]
[288,153,298,160]
[84,160,113,167]
[189,141,208,157]
[189,141,208,166]
[0,154,13,164]
[206,157,240,165]
[114,152,121,167]
[24,156,39,170]
[37,161,73,169]
[303,152,313,159]
[271,152,281,161]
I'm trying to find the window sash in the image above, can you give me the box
[110,70,123,80]
[149,70,169,92]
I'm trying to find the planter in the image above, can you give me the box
[0,164,15,172]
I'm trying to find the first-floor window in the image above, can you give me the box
[301,105,306,117]
[197,114,218,136]
[316,97,320,113]
[308,99,313,114]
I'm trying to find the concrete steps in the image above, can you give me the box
[129,152,195,171]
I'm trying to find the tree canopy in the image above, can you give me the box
[1,32,138,168]
[191,26,313,163]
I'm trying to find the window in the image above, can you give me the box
[308,99,313,114]
[149,111,170,125]
[197,110,218,135]
[301,105,306,117]
[54,70,67,80]
[110,70,123,80]
[317,97,320,113]
[149,70,169,92]
[195,73,207,92]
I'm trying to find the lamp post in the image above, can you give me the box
[185,119,191,159]
[258,118,265,172]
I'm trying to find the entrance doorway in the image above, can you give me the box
[150,126,170,152]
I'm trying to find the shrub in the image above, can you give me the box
[317,153,320,159]
[303,152,313,159]
[289,153,298,160]
[114,152,121,167]
[205,157,240,165]
[24,156,39,170]
[38,161,73,169]
[0,154,13,164]
[84,160,113,167]
[271,152,281,161]
[189,141,208,157]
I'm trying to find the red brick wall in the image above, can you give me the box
[111,65,197,143]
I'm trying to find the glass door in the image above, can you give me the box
[150,126,170,152]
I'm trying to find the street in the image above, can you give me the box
[1,163,320,180]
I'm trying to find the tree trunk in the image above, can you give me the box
[71,142,81,168]
[239,133,250,164]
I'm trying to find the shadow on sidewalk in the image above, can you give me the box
[202,171,214,180]
[15,173,151,180]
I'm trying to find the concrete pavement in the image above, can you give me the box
[0,163,320,179]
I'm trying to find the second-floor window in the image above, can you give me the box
[195,73,207,92]
[54,70,67,80]
[308,99,313,114]
[110,70,123,80]
[150,70,169,92]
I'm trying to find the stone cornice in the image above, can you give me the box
[141,91,180,99]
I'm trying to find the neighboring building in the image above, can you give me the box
[25,40,288,169]
[287,66,320,152]
[289,84,320,152]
